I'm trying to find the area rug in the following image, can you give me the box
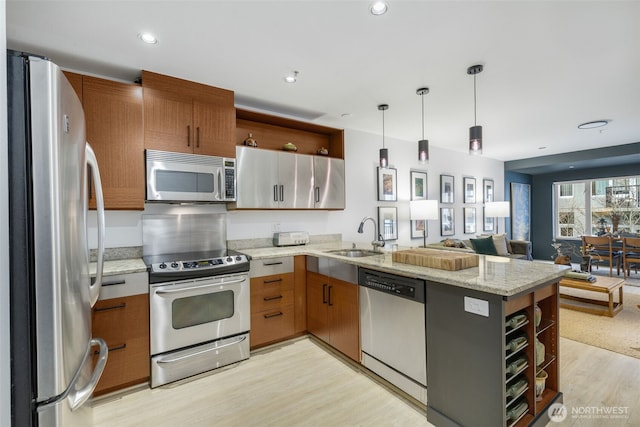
[559,270,640,359]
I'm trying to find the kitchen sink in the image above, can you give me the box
[325,249,382,257]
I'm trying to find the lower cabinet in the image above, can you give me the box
[306,271,359,362]
[250,272,295,348]
[92,292,150,396]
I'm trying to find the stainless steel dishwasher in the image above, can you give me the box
[359,268,427,404]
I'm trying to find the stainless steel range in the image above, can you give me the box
[143,214,250,387]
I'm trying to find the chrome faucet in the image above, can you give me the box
[357,216,385,251]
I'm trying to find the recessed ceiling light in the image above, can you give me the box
[284,71,299,84]
[138,32,158,44]
[578,120,608,129]
[370,1,388,15]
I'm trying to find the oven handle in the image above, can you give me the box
[155,277,247,295]
[156,335,247,364]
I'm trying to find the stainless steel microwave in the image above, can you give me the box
[145,149,236,202]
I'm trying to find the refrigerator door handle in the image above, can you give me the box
[69,338,108,411]
[86,143,105,307]
[37,338,108,412]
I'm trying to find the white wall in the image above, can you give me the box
[90,129,504,249]
[1,1,11,424]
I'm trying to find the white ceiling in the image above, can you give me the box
[6,1,640,163]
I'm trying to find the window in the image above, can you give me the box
[554,176,640,238]
[559,184,573,197]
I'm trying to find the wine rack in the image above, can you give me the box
[505,311,530,427]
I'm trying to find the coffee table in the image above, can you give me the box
[559,276,624,317]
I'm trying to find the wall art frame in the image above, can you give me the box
[483,178,495,232]
[440,174,454,204]
[464,207,477,234]
[440,207,455,236]
[463,177,476,204]
[378,206,398,240]
[483,207,495,233]
[410,170,428,201]
[511,182,531,241]
[377,167,397,201]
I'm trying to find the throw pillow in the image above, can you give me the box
[492,234,509,256]
[469,236,498,255]
[442,239,457,247]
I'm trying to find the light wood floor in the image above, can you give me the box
[92,336,640,427]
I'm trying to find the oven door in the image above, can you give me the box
[150,273,249,355]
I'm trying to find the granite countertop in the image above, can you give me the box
[240,242,569,297]
[89,258,147,276]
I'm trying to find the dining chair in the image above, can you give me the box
[622,236,640,278]
[582,235,621,277]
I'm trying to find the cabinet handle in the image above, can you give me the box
[263,261,283,266]
[322,284,328,304]
[328,285,333,306]
[187,125,191,147]
[279,185,284,202]
[264,312,283,319]
[94,302,126,312]
[102,280,126,287]
[263,278,283,284]
[94,343,126,355]
[274,185,278,202]
[263,295,283,301]
[315,187,320,203]
[196,126,200,148]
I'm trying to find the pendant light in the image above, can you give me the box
[378,104,389,167]
[467,64,484,155]
[416,87,429,163]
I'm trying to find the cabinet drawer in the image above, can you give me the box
[92,294,149,342]
[250,257,294,277]
[92,335,150,395]
[251,288,294,313]
[251,273,294,313]
[98,272,148,300]
[250,305,295,348]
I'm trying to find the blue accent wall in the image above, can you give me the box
[528,163,640,261]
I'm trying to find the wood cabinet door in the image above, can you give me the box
[92,294,150,395]
[193,99,236,158]
[143,86,193,153]
[328,278,360,362]
[306,272,331,344]
[83,76,144,210]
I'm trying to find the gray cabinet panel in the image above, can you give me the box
[235,147,344,210]
[235,147,278,208]
[314,157,345,209]
[279,152,314,209]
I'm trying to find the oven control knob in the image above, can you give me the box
[159,263,167,269]
[226,257,233,262]
[171,262,179,268]
[235,256,242,261]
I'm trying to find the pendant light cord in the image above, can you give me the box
[421,93,425,140]
[382,108,385,149]
[473,74,477,126]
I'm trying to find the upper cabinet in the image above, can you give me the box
[141,71,236,158]
[232,109,345,210]
[63,71,145,210]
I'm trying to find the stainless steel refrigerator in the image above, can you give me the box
[7,51,108,426]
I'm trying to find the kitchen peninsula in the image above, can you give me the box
[238,239,567,427]
[95,238,567,427]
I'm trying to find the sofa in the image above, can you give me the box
[424,234,533,260]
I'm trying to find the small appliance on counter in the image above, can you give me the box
[273,231,310,247]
